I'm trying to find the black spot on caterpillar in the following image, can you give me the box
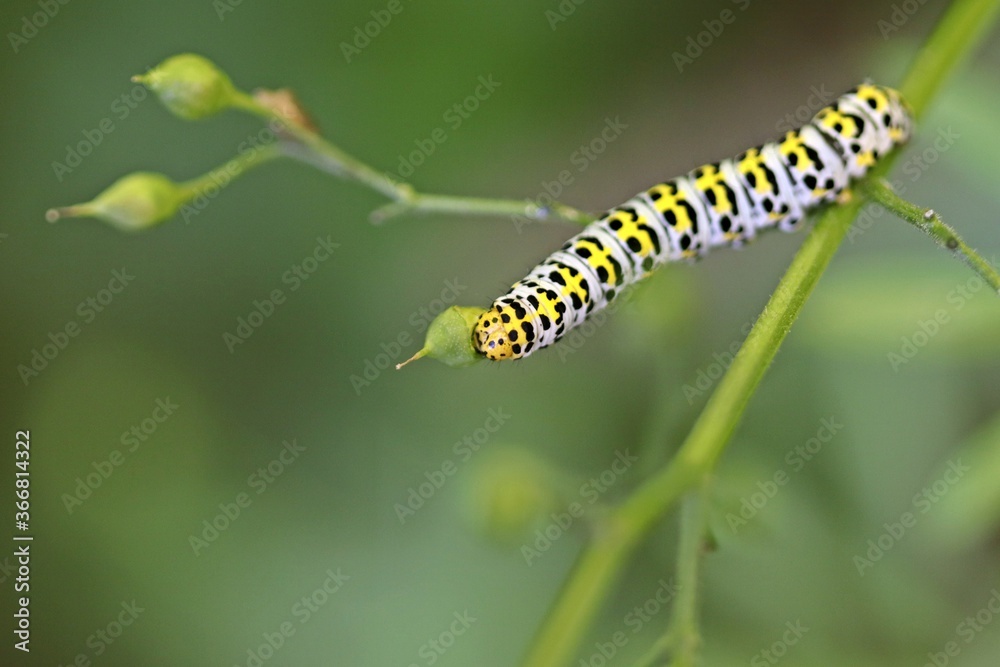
[474,84,913,360]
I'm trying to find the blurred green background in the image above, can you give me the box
[2,0,1000,665]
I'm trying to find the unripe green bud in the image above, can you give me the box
[133,53,242,120]
[464,447,560,545]
[397,306,485,369]
[46,172,183,231]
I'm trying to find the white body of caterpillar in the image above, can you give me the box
[474,84,913,360]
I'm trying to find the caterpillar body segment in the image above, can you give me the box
[474,84,914,361]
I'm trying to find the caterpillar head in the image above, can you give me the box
[474,308,515,360]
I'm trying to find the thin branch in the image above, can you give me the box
[520,0,1000,664]
[233,91,594,226]
[859,178,1000,294]
[630,481,711,667]
[177,142,284,199]
[521,175,869,667]
[664,481,710,667]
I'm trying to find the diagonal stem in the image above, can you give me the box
[629,480,711,667]
[519,0,1000,665]
[232,91,593,226]
[859,178,1000,293]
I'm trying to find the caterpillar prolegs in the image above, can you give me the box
[474,84,913,361]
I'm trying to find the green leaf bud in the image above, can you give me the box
[133,53,243,120]
[46,172,183,231]
[396,306,485,369]
[463,447,561,545]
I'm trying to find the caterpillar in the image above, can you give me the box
[474,83,913,360]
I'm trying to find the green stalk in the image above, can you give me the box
[859,178,1000,293]
[232,91,593,225]
[233,91,406,201]
[177,142,283,200]
[663,482,709,667]
[520,1,1000,665]
[628,481,711,667]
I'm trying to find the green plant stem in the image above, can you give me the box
[664,482,709,667]
[369,196,594,226]
[232,91,594,225]
[523,184,867,667]
[629,481,710,667]
[234,91,405,200]
[896,0,1000,116]
[177,142,284,200]
[859,178,1000,293]
[520,1,1000,665]
[925,410,1000,550]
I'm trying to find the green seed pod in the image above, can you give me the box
[397,306,485,369]
[463,447,561,545]
[133,53,242,121]
[46,172,184,231]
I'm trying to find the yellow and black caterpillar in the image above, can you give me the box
[474,84,913,360]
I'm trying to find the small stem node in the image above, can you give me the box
[859,178,1000,294]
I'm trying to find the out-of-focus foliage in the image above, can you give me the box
[1,1,998,665]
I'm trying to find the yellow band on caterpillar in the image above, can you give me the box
[475,84,914,361]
